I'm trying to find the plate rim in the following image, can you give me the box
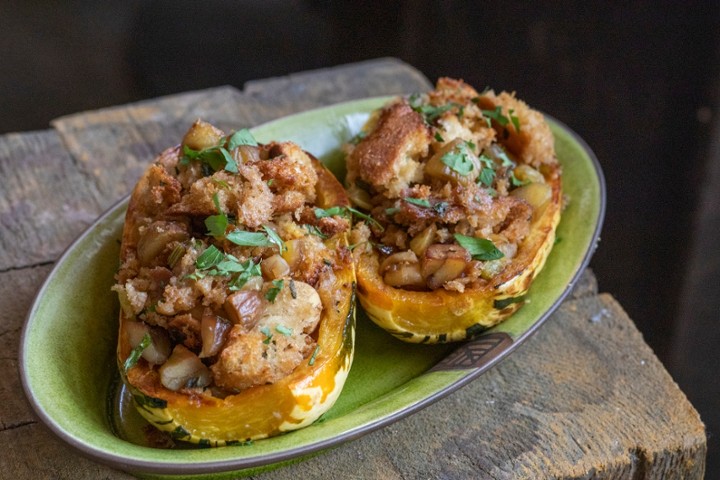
[19,98,606,475]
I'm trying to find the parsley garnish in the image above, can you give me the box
[226,230,272,247]
[224,225,285,252]
[180,129,257,174]
[275,325,293,336]
[454,233,505,261]
[181,144,238,174]
[404,197,431,208]
[124,333,151,373]
[226,129,258,149]
[205,193,228,238]
[304,224,328,239]
[408,94,458,123]
[191,245,261,287]
[478,167,496,187]
[196,245,225,269]
[308,345,320,366]
[265,279,284,303]
[434,132,445,142]
[263,225,286,253]
[385,207,400,216]
[481,106,510,128]
[261,326,273,344]
[441,143,475,176]
[228,260,262,290]
[314,206,384,231]
[508,109,521,132]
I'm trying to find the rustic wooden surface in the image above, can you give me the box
[0,58,706,479]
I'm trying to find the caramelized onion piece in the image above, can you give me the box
[124,320,171,365]
[261,254,290,280]
[181,120,224,151]
[421,244,470,289]
[510,182,552,215]
[223,290,264,329]
[136,222,188,266]
[199,309,232,358]
[159,345,212,391]
[409,224,437,257]
[380,251,425,288]
[235,145,261,164]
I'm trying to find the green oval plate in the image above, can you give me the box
[20,97,605,478]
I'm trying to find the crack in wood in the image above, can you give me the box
[0,420,37,433]
[0,260,54,274]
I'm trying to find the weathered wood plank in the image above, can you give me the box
[50,86,251,207]
[0,265,54,432]
[0,131,104,270]
[49,59,433,209]
[244,57,433,108]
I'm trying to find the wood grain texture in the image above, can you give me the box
[0,59,705,479]
[0,131,104,270]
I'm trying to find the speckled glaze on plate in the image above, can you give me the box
[20,97,605,478]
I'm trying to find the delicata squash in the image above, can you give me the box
[346,78,562,343]
[113,120,355,445]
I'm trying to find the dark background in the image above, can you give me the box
[2,1,718,475]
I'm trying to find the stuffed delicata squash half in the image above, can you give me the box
[113,120,355,445]
[346,78,562,343]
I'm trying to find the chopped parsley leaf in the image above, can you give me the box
[454,233,505,261]
[196,245,224,269]
[205,193,228,238]
[404,197,432,208]
[441,144,475,176]
[478,167,496,187]
[508,109,521,132]
[275,325,293,336]
[260,326,273,344]
[226,230,273,247]
[263,225,286,253]
[226,129,258,149]
[314,206,384,231]
[308,345,320,366]
[124,333,151,373]
[434,132,445,142]
[481,106,510,128]
[304,224,328,239]
[385,207,400,216]
[265,279,284,303]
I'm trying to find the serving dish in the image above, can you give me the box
[20,96,605,477]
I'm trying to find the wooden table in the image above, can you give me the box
[0,58,706,479]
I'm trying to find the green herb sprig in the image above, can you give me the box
[124,333,151,373]
[314,206,384,231]
[453,233,505,261]
[180,128,258,174]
